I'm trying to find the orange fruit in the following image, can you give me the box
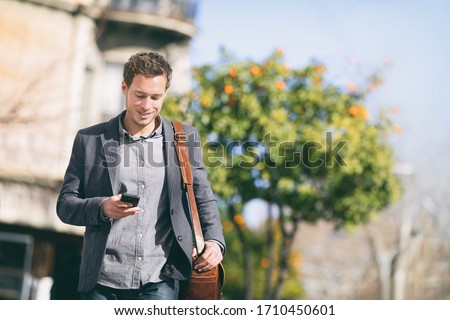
[224,84,234,95]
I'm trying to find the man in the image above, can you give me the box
[57,52,225,300]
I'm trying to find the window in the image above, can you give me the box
[0,232,34,299]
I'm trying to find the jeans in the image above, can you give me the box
[80,279,179,300]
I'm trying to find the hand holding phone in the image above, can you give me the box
[120,193,140,207]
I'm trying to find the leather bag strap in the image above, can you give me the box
[172,121,205,255]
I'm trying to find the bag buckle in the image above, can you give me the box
[175,132,187,141]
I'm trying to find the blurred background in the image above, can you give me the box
[0,0,449,299]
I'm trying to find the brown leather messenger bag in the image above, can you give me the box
[172,121,225,300]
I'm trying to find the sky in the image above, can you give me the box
[189,0,450,226]
[191,0,450,180]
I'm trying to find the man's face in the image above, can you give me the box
[122,74,167,131]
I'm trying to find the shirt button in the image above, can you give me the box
[138,257,142,261]
[139,234,143,238]
[142,184,145,189]
[177,236,183,242]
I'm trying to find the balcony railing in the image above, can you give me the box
[107,0,198,23]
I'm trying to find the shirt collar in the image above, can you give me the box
[118,111,163,142]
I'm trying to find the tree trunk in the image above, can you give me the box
[227,203,253,299]
[263,200,275,299]
[365,225,394,299]
[272,208,299,299]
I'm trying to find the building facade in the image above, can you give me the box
[0,0,197,299]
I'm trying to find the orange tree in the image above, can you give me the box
[163,49,401,299]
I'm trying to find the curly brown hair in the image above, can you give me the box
[123,52,172,90]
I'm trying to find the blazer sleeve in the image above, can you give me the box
[189,127,226,253]
[56,131,108,226]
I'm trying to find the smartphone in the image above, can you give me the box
[121,193,140,207]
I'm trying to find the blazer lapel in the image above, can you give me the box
[162,117,179,203]
[101,114,121,195]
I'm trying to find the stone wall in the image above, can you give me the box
[0,0,103,232]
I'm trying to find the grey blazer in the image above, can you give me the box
[56,114,225,292]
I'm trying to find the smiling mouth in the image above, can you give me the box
[138,111,152,118]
